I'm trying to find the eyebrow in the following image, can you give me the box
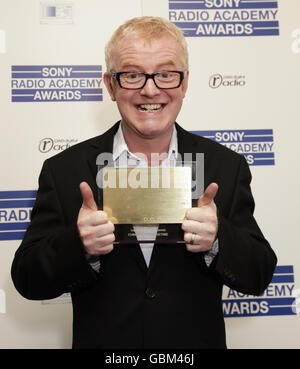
[119,60,177,71]
[157,60,177,67]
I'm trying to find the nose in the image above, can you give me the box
[140,77,161,97]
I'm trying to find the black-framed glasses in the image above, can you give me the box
[110,71,187,90]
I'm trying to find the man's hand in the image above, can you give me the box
[182,182,218,253]
[77,182,115,255]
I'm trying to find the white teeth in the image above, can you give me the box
[138,104,162,112]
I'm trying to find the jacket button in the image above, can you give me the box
[145,288,156,299]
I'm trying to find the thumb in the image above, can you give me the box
[79,182,98,211]
[197,182,218,207]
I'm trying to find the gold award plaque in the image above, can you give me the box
[102,167,191,224]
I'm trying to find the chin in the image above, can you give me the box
[137,124,170,139]
[136,117,172,133]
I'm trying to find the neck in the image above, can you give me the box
[121,122,174,165]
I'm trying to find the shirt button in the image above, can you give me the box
[145,288,156,299]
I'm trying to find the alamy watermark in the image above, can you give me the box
[96,152,204,200]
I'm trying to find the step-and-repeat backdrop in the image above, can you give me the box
[0,0,299,348]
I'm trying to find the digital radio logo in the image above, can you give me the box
[40,2,74,25]
[169,0,279,37]
[0,190,36,241]
[192,129,274,166]
[11,65,102,102]
[223,265,297,317]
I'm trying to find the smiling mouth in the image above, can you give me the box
[137,104,164,112]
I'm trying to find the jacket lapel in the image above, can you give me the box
[115,225,148,273]
[86,121,120,200]
[176,122,199,156]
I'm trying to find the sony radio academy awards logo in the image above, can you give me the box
[11,65,102,102]
[0,190,36,241]
[223,265,298,317]
[169,0,279,37]
[192,129,274,166]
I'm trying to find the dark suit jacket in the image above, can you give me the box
[11,122,277,349]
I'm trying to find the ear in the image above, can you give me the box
[104,73,116,101]
[182,70,189,99]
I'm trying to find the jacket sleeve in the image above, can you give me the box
[11,160,98,300]
[210,156,277,295]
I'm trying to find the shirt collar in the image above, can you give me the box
[112,123,178,163]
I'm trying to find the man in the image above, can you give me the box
[11,16,277,349]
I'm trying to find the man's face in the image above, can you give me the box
[104,36,189,141]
